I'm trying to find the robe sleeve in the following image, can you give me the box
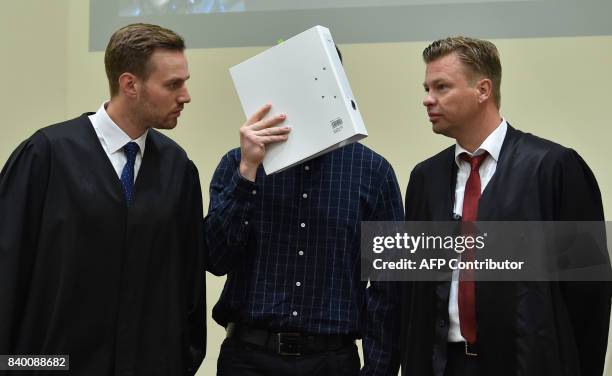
[399,164,426,375]
[404,165,427,221]
[181,160,207,374]
[0,131,51,353]
[548,148,611,376]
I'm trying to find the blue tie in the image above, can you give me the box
[120,142,139,207]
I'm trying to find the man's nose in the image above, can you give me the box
[179,87,191,104]
[423,92,435,107]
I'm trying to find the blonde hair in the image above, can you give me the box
[423,36,502,107]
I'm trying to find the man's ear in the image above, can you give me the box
[118,72,138,98]
[476,78,492,104]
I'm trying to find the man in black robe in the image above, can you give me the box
[400,36,611,376]
[0,24,206,375]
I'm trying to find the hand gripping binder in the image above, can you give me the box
[230,25,368,174]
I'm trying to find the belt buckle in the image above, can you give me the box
[277,332,302,356]
[464,342,478,357]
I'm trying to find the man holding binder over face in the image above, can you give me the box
[205,54,404,374]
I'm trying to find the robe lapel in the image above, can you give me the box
[478,125,519,220]
[81,113,126,204]
[435,149,458,221]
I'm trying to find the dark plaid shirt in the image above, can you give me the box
[205,143,403,375]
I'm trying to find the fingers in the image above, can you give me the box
[250,124,290,146]
[258,134,289,145]
[240,126,290,146]
[245,103,272,125]
[257,125,291,137]
[244,103,287,131]
[251,113,286,131]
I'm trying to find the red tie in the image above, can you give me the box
[458,152,488,344]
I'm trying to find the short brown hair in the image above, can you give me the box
[423,36,502,107]
[104,23,185,97]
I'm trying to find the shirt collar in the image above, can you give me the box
[91,102,148,155]
[454,118,507,167]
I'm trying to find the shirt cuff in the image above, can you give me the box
[228,167,257,201]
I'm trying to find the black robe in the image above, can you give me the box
[0,114,206,375]
[400,125,611,376]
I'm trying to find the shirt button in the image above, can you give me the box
[296,282,301,287]
[251,189,257,195]
[304,166,310,171]
[244,221,249,225]
[292,311,298,317]
[302,193,308,198]
[298,251,304,256]
[300,223,306,228]
[438,319,446,327]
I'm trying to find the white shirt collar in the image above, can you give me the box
[90,102,148,155]
[454,118,507,167]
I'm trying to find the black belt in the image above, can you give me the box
[226,322,355,356]
[448,341,479,357]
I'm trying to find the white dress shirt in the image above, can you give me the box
[447,118,508,342]
[88,102,148,182]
